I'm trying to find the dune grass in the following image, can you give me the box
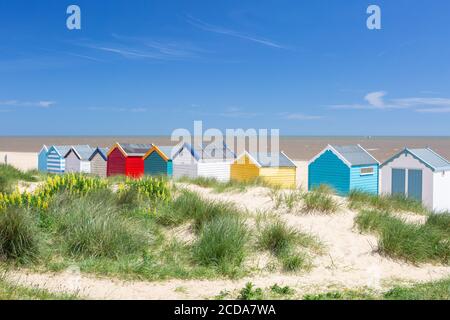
[155,189,243,232]
[0,277,78,300]
[0,174,257,280]
[302,188,340,214]
[0,207,41,263]
[193,214,248,276]
[355,209,450,264]
[46,192,149,259]
[257,220,321,272]
[349,190,427,214]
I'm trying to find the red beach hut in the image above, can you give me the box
[107,143,153,178]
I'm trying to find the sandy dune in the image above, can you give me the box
[4,184,450,300]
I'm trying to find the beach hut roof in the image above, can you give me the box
[39,145,48,153]
[143,145,181,161]
[49,145,78,157]
[322,145,379,167]
[201,141,236,160]
[238,151,296,168]
[109,143,153,157]
[172,143,202,161]
[65,145,95,160]
[381,148,450,172]
[89,147,109,161]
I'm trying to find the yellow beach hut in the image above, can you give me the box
[231,151,297,188]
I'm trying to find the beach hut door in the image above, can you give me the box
[391,169,406,196]
[407,169,422,201]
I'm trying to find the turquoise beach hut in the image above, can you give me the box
[308,145,380,195]
[143,145,175,177]
[38,145,48,172]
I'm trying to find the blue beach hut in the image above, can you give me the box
[308,145,380,195]
[38,145,48,172]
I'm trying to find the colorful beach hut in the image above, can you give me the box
[143,145,175,177]
[89,147,109,178]
[64,145,95,173]
[380,148,450,211]
[46,145,72,174]
[107,143,152,178]
[308,145,379,195]
[172,143,234,182]
[230,151,297,188]
[38,145,48,172]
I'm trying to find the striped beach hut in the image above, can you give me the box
[64,145,95,173]
[143,145,175,177]
[107,143,152,178]
[38,145,48,172]
[308,145,379,195]
[172,143,235,182]
[380,148,450,211]
[231,151,297,188]
[89,147,109,178]
[46,145,72,174]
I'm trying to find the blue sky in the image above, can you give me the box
[0,0,449,136]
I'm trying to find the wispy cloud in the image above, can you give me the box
[330,91,450,112]
[186,15,286,49]
[280,112,323,120]
[77,34,202,61]
[0,100,55,108]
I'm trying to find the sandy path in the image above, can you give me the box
[4,184,450,299]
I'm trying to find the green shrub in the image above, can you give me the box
[118,177,171,203]
[0,207,41,262]
[281,253,307,272]
[270,284,295,295]
[193,215,248,274]
[384,278,450,300]
[238,282,263,300]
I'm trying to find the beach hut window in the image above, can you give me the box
[360,167,374,175]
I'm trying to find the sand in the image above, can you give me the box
[4,183,450,300]
[0,152,37,171]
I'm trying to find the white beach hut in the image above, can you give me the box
[172,142,235,182]
[380,147,450,212]
[64,145,94,173]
